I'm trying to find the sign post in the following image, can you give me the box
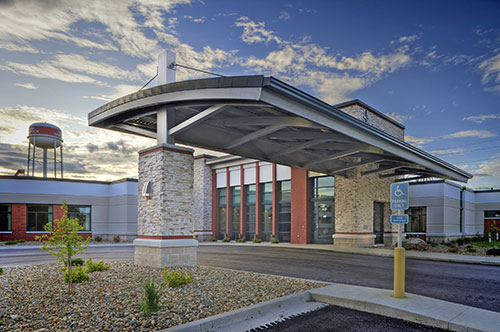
[390,182,409,298]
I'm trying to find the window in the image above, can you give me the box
[312,176,334,198]
[68,205,91,231]
[231,186,241,239]
[405,207,426,233]
[245,184,256,240]
[485,211,500,218]
[0,204,11,231]
[277,180,291,242]
[217,188,227,239]
[27,205,53,232]
[260,182,273,241]
[310,176,335,244]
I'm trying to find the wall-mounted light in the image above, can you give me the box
[142,181,152,199]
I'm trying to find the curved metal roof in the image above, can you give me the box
[88,75,472,182]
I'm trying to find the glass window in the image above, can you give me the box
[0,204,12,231]
[245,185,256,239]
[27,205,53,232]
[260,182,273,241]
[405,207,426,233]
[278,180,291,242]
[68,205,91,231]
[217,188,227,239]
[485,211,500,218]
[310,176,335,244]
[231,186,241,239]
[312,176,335,198]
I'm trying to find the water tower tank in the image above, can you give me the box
[27,123,64,178]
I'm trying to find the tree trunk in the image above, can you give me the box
[68,254,72,294]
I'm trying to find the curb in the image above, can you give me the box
[0,243,134,250]
[199,242,500,266]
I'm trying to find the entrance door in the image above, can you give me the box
[311,199,334,244]
[373,202,384,245]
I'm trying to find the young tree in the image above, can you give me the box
[36,201,91,293]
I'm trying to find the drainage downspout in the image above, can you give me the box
[460,187,465,235]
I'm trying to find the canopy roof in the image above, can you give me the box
[88,75,472,182]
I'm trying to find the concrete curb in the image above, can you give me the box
[158,291,315,332]
[199,242,500,266]
[309,284,500,332]
[0,243,134,250]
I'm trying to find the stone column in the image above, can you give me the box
[134,144,198,267]
[193,155,214,241]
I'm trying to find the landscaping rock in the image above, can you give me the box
[403,238,429,251]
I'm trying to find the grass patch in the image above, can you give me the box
[470,241,497,248]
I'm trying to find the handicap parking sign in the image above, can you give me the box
[391,182,409,210]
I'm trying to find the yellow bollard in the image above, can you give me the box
[393,247,406,298]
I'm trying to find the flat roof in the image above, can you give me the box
[88,75,472,183]
[0,176,138,185]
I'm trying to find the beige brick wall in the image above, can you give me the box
[193,157,213,239]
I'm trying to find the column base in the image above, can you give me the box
[133,239,198,268]
[332,233,375,248]
[384,232,399,246]
[193,231,213,242]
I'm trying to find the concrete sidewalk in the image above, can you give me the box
[162,282,500,332]
[200,242,500,266]
[0,243,134,250]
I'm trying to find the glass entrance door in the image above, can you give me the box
[373,202,384,245]
[311,199,334,244]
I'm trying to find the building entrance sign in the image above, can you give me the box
[391,181,409,299]
[390,214,409,224]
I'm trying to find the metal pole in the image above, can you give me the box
[27,142,31,176]
[156,50,176,145]
[60,145,64,178]
[32,138,36,176]
[43,148,47,178]
[397,209,402,248]
[54,139,57,178]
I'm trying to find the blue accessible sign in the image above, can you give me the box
[391,182,409,210]
[390,214,409,224]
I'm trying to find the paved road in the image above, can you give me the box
[2,244,500,313]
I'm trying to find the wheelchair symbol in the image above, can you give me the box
[394,185,404,198]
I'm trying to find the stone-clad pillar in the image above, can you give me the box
[134,144,198,267]
[193,155,214,241]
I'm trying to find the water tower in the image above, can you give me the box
[27,123,63,178]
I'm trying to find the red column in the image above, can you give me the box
[240,165,245,238]
[4,203,27,241]
[291,168,308,244]
[211,169,217,238]
[255,163,261,238]
[272,163,277,238]
[225,167,231,238]
[53,204,64,221]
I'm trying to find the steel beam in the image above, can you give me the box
[304,149,361,168]
[170,104,226,136]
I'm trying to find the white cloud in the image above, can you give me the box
[235,17,282,45]
[393,34,421,44]
[462,113,500,123]
[15,82,38,90]
[405,136,435,148]
[443,130,497,139]
[478,53,500,92]
[473,158,500,178]
[184,15,206,23]
[0,41,39,53]
[430,148,466,155]
[84,84,142,102]
[385,112,410,123]
[0,61,104,85]
[278,11,291,20]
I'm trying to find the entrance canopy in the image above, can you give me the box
[88,75,471,182]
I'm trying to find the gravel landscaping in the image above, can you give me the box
[0,262,324,332]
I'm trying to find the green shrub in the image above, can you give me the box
[466,247,476,253]
[486,248,500,256]
[5,240,17,245]
[140,278,162,316]
[270,236,279,244]
[235,236,246,243]
[64,258,84,267]
[85,258,110,272]
[463,237,472,244]
[209,236,217,242]
[113,235,121,243]
[456,238,464,246]
[448,247,459,253]
[0,267,4,275]
[63,266,89,283]
[222,236,230,243]
[162,269,193,288]
[431,242,438,247]
[252,237,262,243]
[16,239,25,243]
[93,235,102,242]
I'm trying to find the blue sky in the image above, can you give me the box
[0,0,499,188]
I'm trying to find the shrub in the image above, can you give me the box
[466,247,476,253]
[430,242,438,247]
[140,278,162,316]
[64,258,84,267]
[93,235,102,242]
[270,236,279,244]
[0,267,3,275]
[463,237,472,244]
[5,240,17,245]
[85,258,110,272]
[486,248,500,256]
[63,266,89,284]
[222,236,230,243]
[456,238,464,246]
[448,247,459,253]
[235,236,246,243]
[252,237,262,243]
[162,269,193,288]
[113,235,121,243]
[209,236,217,242]
[17,239,25,243]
